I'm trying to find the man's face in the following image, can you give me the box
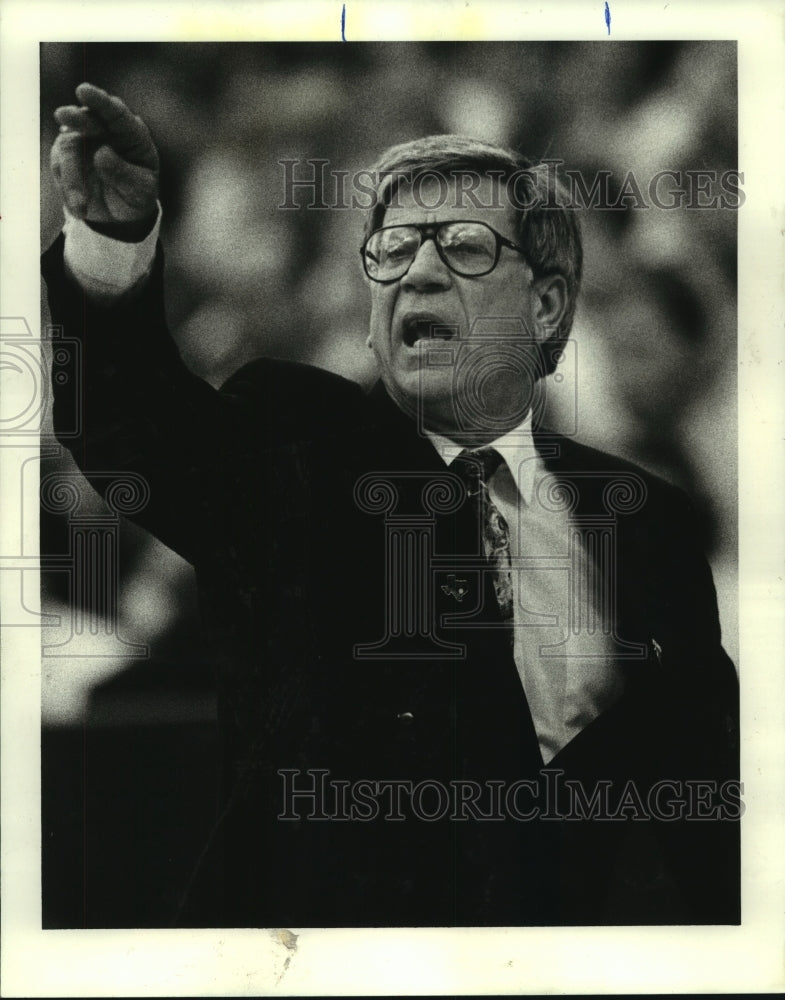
[367,175,548,442]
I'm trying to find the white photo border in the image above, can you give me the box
[2,1,784,995]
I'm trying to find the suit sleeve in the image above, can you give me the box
[642,483,740,922]
[651,483,739,769]
[41,233,366,566]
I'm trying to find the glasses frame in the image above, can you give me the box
[360,220,527,283]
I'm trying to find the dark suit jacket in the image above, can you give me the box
[43,236,739,927]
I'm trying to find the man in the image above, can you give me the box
[44,83,739,927]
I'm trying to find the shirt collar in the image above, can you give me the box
[424,413,539,505]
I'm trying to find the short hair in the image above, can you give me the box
[363,135,582,377]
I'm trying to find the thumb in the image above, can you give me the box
[93,143,159,216]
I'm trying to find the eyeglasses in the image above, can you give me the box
[360,221,527,283]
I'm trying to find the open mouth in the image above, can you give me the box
[401,314,458,347]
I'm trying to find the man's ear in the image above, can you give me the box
[532,273,568,343]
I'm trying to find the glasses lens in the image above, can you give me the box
[438,223,497,275]
[363,222,501,281]
[364,226,420,280]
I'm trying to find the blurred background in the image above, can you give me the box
[39,41,738,926]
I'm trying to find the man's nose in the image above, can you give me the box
[401,237,452,291]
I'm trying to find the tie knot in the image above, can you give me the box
[452,447,504,493]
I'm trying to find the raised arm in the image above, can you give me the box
[43,83,270,563]
[45,85,238,564]
[44,84,367,566]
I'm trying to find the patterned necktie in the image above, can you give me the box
[452,447,514,631]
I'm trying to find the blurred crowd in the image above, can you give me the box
[40,42,739,721]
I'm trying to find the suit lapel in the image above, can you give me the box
[361,382,545,773]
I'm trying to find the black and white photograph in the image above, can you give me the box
[2,1,784,995]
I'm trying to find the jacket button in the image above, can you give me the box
[397,711,414,726]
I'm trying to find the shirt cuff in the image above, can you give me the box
[62,203,162,301]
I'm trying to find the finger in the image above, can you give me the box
[73,82,158,169]
[93,143,159,218]
[50,131,92,217]
[54,105,106,138]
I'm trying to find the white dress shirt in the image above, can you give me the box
[62,204,162,300]
[62,211,625,762]
[426,423,625,762]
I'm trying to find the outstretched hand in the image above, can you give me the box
[51,82,159,240]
